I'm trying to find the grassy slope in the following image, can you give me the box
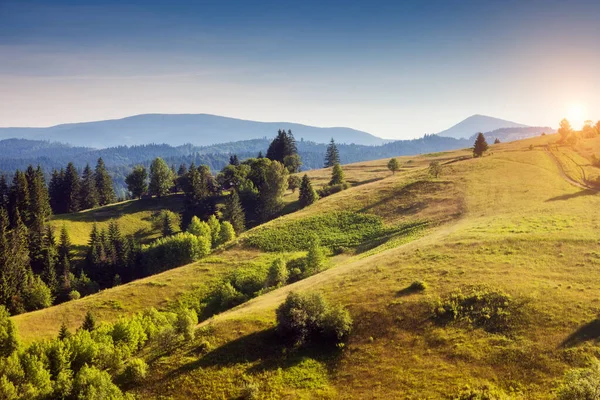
[14,151,458,342]
[132,135,600,399]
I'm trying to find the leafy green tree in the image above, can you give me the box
[298,175,318,208]
[125,165,148,199]
[283,154,302,174]
[218,221,236,245]
[429,161,442,178]
[22,273,52,311]
[288,175,301,193]
[0,305,19,357]
[174,308,198,341]
[73,364,126,399]
[472,133,489,158]
[258,160,289,221]
[95,158,116,206]
[207,215,221,247]
[79,164,98,210]
[186,216,211,239]
[267,258,288,287]
[305,237,325,274]
[558,118,573,142]
[387,158,400,174]
[329,163,345,185]
[324,138,340,167]
[149,157,174,198]
[64,162,81,213]
[222,190,245,234]
[81,311,96,331]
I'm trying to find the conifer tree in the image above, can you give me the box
[0,209,30,314]
[41,226,59,295]
[324,138,340,168]
[266,129,299,170]
[125,165,148,199]
[64,162,80,213]
[257,151,264,159]
[298,175,319,208]
[305,237,325,274]
[9,170,30,226]
[473,133,489,158]
[329,163,345,186]
[25,166,52,274]
[57,225,72,294]
[81,310,96,331]
[95,158,116,206]
[229,154,240,166]
[79,164,98,210]
[0,175,8,210]
[162,212,174,237]
[58,322,71,340]
[222,190,245,233]
[49,169,66,214]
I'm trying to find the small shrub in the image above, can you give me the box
[72,365,126,399]
[409,280,427,292]
[68,290,81,301]
[121,358,148,384]
[276,292,352,346]
[317,183,349,198]
[556,359,600,400]
[453,384,511,399]
[432,285,518,333]
[267,258,289,287]
[175,308,198,341]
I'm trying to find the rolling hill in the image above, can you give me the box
[0,113,387,148]
[9,133,600,398]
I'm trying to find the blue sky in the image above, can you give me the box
[1,0,599,138]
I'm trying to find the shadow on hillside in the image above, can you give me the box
[162,328,343,381]
[546,189,598,202]
[346,177,385,186]
[561,318,600,347]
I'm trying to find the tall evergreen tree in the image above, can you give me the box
[49,169,66,214]
[9,170,30,226]
[473,133,489,158]
[95,158,116,206]
[0,175,8,210]
[266,129,299,169]
[229,154,240,166]
[324,138,340,168]
[79,164,99,210]
[24,166,52,274]
[57,225,72,295]
[0,209,30,314]
[40,226,59,295]
[298,175,319,208]
[222,190,246,234]
[63,163,80,213]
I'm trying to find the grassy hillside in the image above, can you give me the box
[12,134,600,398]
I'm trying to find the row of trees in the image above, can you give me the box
[558,118,600,144]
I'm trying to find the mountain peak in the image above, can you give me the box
[437,115,528,139]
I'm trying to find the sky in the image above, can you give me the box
[1,0,599,139]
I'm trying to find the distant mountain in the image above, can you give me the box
[437,114,529,139]
[0,114,387,148]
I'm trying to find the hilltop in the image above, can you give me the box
[0,113,387,148]
[437,114,529,139]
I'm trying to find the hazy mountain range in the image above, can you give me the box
[0,113,551,148]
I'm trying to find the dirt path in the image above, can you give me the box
[545,147,598,191]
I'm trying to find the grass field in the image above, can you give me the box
[12,133,600,398]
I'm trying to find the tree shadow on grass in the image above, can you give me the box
[546,189,598,202]
[163,328,343,381]
[561,318,600,347]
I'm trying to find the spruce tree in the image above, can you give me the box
[64,163,80,213]
[9,170,30,226]
[162,212,174,237]
[79,163,99,210]
[473,133,489,158]
[95,158,116,206]
[298,175,319,208]
[49,169,66,214]
[25,166,51,274]
[41,226,59,295]
[0,175,8,210]
[222,190,246,234]
[329,163,345,186]
[229,154,240,166]
[324,138,340,168]
[81,310,96,331]
[58,322,71,340]
[57,225,72,295]
[305,237,325,274]
[0,209,30,314]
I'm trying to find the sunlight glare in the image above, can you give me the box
[566,103,586,129]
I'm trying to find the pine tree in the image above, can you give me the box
[9,170,30,226]
[79,164,99,210]
[95,158,116,206]
[58,322,71,340]
[473,133,489,158]
[329,163,345,185]
[49,169,66,214]
[125,165,148,199]
[298,175,318,208]
[257,151,264,159]
[0,175,8,210]
[64,162,80,213]
[266,129,299,169]
[0,209,30,314]
[41,226,59,296]
[25,166,51,274]
[176,164,188,192]
[57,225,72,294]
[222,190,246,234]
[81,310,96,331]
[229,154,240,166]
[161,212,174,237]
[324,138,340,168]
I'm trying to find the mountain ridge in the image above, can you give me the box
[436,114,529,139]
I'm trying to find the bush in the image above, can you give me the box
[245,211,384,252]
[267,258,289,287]
[317,183,349,198]
[121,358,148,384]
[73,365,126,400]
[175,308,198,341]
[142,232,211,274]
[218,221,236,246]
[432,286,517,333]
[556,359,600,400]
[68,290,81,301]
[209,281,246,313]
[276,292,352,346]
[186,216,211,239]
[409,280,427,292]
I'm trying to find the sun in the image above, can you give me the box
[566,103,587,129]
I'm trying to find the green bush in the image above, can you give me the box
[186,216,211,239]
[23,275,53,311]
[246,211,384,252]
[72,365,126,400]
[68,290,81,301]
[0,375,17,400]
[409,280,427,292]
[218,221,236,246]
[267,258,289,287]
[317,182,349,198]
[142,232,211,274]
[432,286,517,333]
[556,359,600,400]
[276,292,352,346]
[121,358,148,384]
[0,306,19,357]
[175,308,198,341]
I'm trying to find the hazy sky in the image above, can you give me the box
[1,0,599,138]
